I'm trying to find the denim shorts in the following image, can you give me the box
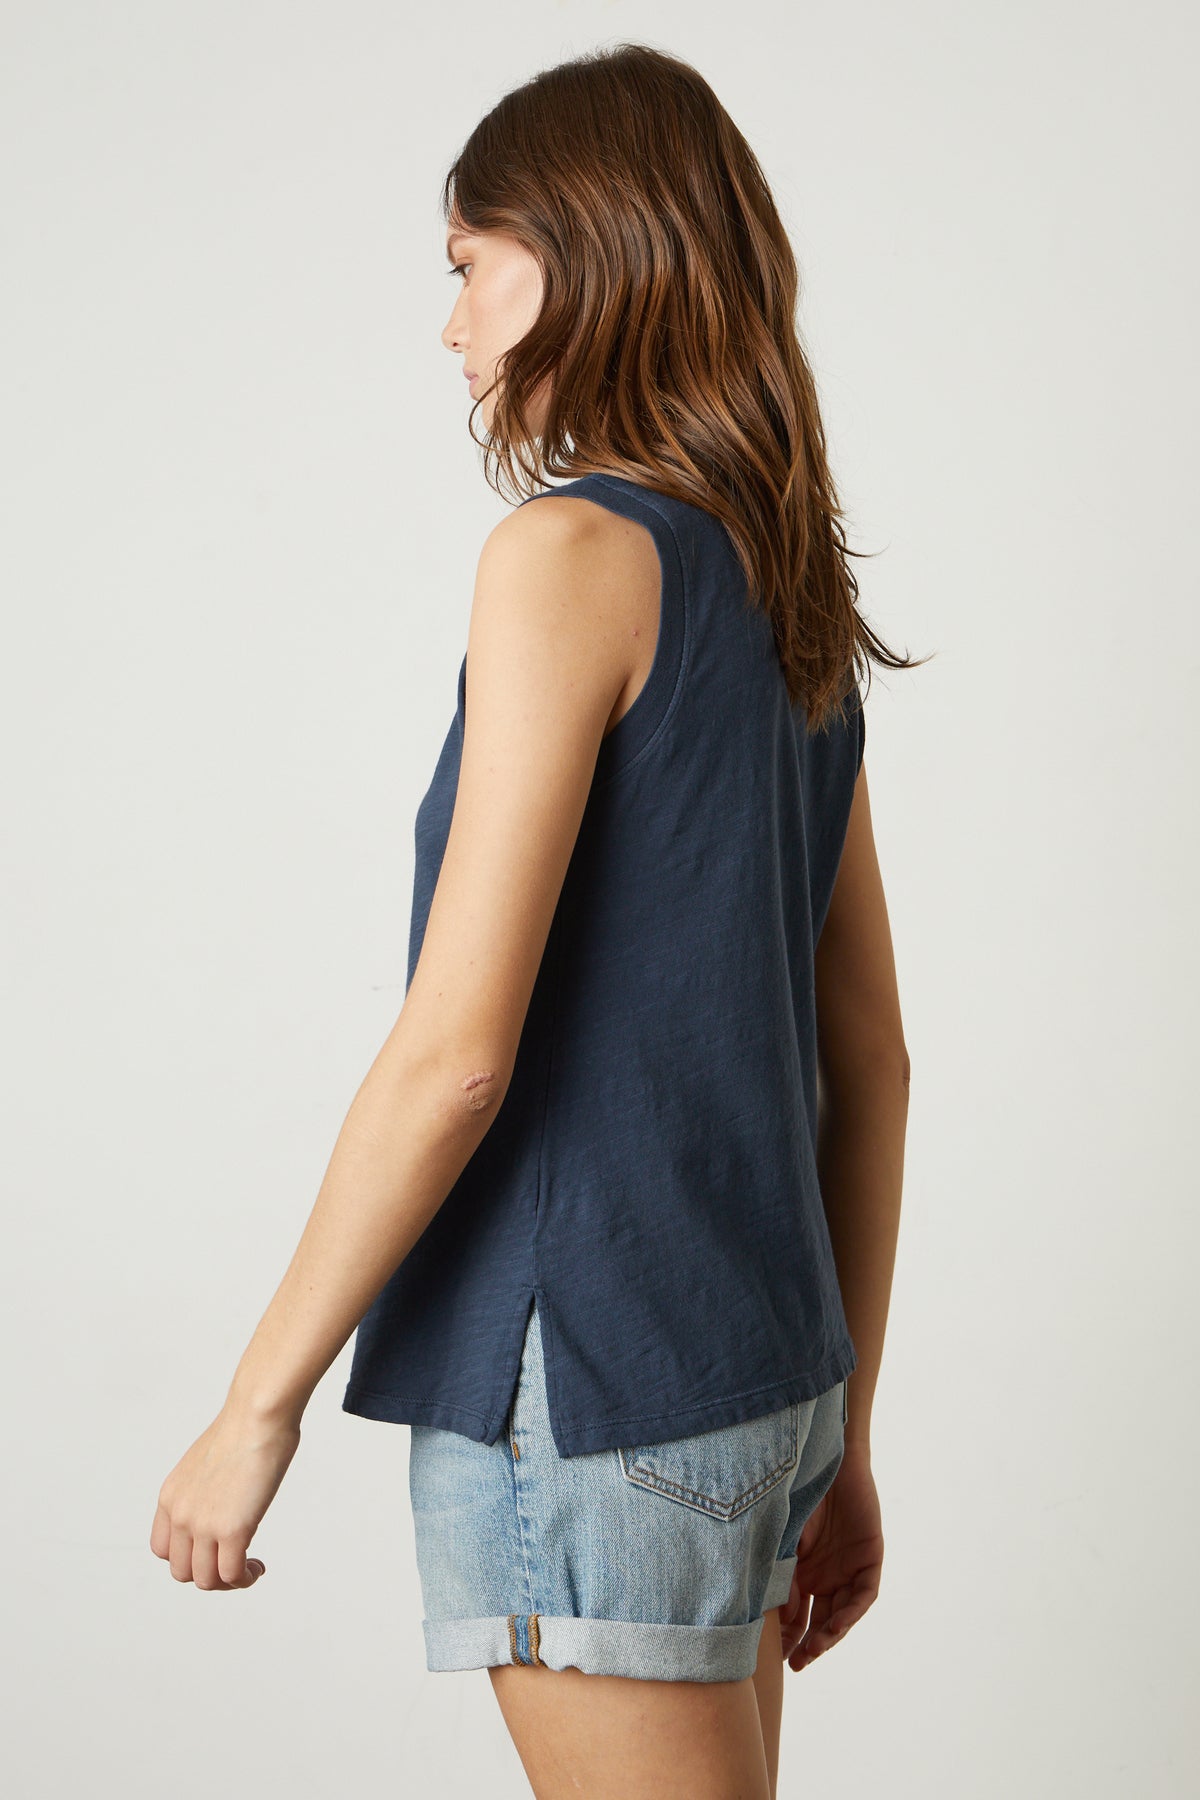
[407,1295,848,1683]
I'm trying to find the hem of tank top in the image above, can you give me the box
[340,1384,503,1438]
[339,1336,857,1456]
[550,1339,859,1432]
[514,474,692,790]
[550,1360,859,1461]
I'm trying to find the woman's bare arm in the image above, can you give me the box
[813,764,910,1453]
[152,495,661,1588]
[220,496,658,1429]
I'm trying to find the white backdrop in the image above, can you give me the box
[2,1,1196,1794]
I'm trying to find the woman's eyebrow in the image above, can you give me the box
[445,232,471,259]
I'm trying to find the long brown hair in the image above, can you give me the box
[441,42,927,733]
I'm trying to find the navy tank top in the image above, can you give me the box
[342,472,864,1457]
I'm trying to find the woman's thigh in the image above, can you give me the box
[751,1605,786,1798]
[486,1659,773,1800]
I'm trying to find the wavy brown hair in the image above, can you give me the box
[441,42,927,733]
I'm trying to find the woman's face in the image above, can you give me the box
[442,220,546,433]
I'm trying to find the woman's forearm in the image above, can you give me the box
[222,1038,507,1430]
[817,1056,909,1452]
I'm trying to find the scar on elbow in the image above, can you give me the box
[458,1069,498,1114]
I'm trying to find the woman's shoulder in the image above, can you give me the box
[474,487,663,651]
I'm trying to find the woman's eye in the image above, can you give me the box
[446,263,470,281]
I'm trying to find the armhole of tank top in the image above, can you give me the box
[455,647,467,742]
[520,474,689,787]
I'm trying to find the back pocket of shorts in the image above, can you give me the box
[617,1403,801,1521]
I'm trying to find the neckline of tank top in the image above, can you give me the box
[528,471,704,511]
[525,473,732,544]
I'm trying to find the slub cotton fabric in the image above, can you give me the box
[341,472,865,1459]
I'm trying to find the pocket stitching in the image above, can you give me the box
[617,1404,800,1521]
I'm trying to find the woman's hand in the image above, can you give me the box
[779,1442,884,1670]
[149,1402,301,1590]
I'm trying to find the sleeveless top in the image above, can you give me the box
[341,472,865,1458]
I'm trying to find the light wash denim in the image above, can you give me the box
[407,1295,847,1683]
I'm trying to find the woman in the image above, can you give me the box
[151,43,917,1800]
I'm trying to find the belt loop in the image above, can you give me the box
[506,1612,545,1666]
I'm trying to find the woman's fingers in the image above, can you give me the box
[190,1538,225,1590]
[219,1548,266,1588]
[789,1592,835,1667]
[155,1515,267,1590]
[148,1500,172,1563]
[193,1539,265,1590]
[788,1580,877,1669]
[168,1525,195,1584]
